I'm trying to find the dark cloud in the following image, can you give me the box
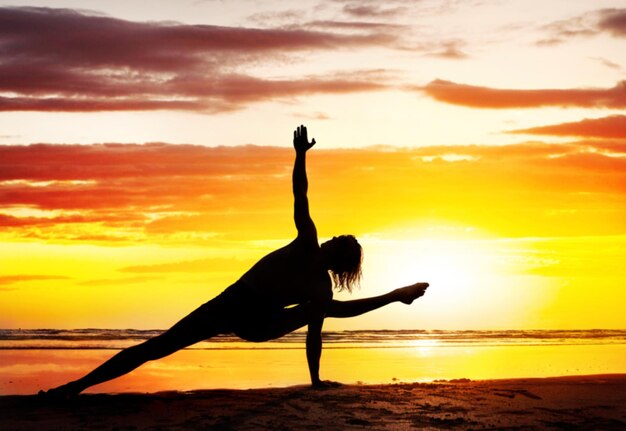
[597,8,626,37]
[0,7,395,113]
[420,80,626,109]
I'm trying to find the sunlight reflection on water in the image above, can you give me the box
[1,343,625,395]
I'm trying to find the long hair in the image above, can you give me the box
[328,235,363,293]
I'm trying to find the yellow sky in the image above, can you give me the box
[0,1,625,329]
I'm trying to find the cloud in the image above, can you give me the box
[537,14,597,46]
[1,142,625,242]
[308,20,406,31]
[0,7,396,113]
[342,4,407,18]
[0,275,70,285]
[0,143,289,182]
[423,41,469,59]
[120,258,248,273]
[292,111,331,120]
[0,97,207,113]
[578,140,626,154]
[79,276,158,287]
[589,57,621,70]
[246,9,304,26]
[0,143,297,240]
[0,212,145,227]
[508,115,626,139]
[597,8,626,37]
[538,8,626,45]
[420,79,626,109]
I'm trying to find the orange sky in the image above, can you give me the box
[0,1,625,329]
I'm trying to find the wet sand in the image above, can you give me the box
[2,374,625,430]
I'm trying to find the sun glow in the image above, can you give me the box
[361,228,501,290]
[326,230,566,331]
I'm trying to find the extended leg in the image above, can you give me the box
[42,300,227,397]
[327,282,428,318]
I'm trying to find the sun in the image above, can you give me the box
[339,231,555,330]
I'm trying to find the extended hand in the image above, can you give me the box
[395,282,429,305]
[293,125,316,153]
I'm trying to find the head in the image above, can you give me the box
[320,235,363,293]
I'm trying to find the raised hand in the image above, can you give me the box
[293,125,316,153]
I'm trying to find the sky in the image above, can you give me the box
[0,0,625,330]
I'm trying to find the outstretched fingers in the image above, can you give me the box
[301,125,307,141]
[293,125,316,152]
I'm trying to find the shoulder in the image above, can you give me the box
[291,233,320,253]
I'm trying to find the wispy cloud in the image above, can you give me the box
[420,80,626,109]
[0,7,396,113]
[78,276,158,287]
[307,20,406,31]
[423,41,469,59]
[341,4,408,19]
[121,257,247,273]
[0,275,70,285]
[589,56,622,70]
[537,8,626,45]
[508,115,626,139]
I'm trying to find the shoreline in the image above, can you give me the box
[2,374,625,430]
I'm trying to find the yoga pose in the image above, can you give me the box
[42,125,428,396]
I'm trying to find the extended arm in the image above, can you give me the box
[292,125,317,239]
[327,282,428,318]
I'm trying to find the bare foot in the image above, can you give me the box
[38,382,81,400]
[395,282,429,304]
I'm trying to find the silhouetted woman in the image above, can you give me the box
[42,125,428,397]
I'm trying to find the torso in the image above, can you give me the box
[238,236,332,308]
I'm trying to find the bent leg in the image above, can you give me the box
[44,299,228,396]
[328,282,428,318]
[233,304,312,342]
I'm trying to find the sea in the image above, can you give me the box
[1,329,625,395]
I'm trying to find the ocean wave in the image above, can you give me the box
[0,329,624,350]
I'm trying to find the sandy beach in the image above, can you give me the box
[2,374,625,430]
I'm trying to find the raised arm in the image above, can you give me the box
[293,125,317,240]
